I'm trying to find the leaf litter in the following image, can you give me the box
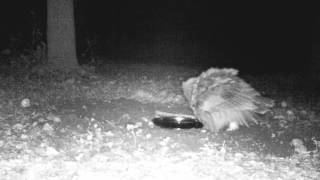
[0,63,319,179]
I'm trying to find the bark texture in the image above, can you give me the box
[47,0,78,69]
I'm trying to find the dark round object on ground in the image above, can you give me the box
[152,116,203,129]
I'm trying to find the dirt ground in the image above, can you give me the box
[0,62,319,179]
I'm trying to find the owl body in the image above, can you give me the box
[182,68,274,132]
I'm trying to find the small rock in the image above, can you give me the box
[21,98,31,108]
[291,138,308,154]
[286,110,294,115]
[281,101,287,108]
[42,123,54,133]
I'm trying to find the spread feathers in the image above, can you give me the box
[182,68,274,132]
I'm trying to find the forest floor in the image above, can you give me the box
[0,61,320,180]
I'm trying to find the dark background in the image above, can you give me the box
[0,0,314,74]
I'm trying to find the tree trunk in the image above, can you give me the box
[47,0,78,69]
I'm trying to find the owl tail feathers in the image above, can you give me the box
[199,109,258,132]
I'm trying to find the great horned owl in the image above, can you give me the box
[182,68,274,132]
